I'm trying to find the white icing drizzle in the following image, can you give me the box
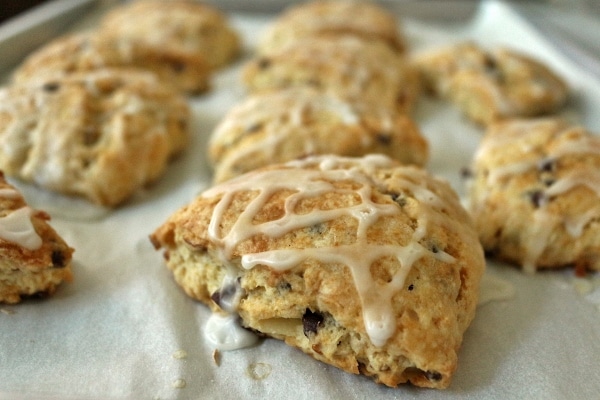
[204,313,259,351]
[202,155,457,347]
[0,207,43,251]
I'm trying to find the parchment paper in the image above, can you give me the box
[1,1,600,399]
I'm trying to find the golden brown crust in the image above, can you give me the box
[415,42,568,125]
[0,172,74,304]
[258,0,406,55]
[467,118,600,272]
[208,87,429,183]
[98,0,240,70]
[12,31,211,95]
[0,69,190,207]
[151,155,485,389]
[243,35,421,114]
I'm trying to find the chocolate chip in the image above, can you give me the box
[376,133,392,145]
[390,193,407,207]
[51,250,66,268]
[210,278,241,312]
[42,82,60,92]
[302,309,324,337]
[425,370,442,381]
[528,190,546,208]
[408,284,414,291]
[460,166,473,179]
[257,58,271,69]
[245,122,263,134]
[170,61,185,73]
[538,158,555,173]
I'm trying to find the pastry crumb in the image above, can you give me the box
[246,362,272,380]
[1,308,15,315]
[172,349,188,359]
[172,378,186,389]
[212,349,221,366]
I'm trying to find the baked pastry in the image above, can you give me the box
[11,31,211,95]
[466,118,600,273]
[208,87,429,183]
[97,0,240,70]
[151,154,485,388]
[257,0,405,55]
[415,42,568,125]
[0,172,73,304]
[0,69,189,207]
[242,35,420,114]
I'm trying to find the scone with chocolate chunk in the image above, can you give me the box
[257,0,406,55]
[415,42,568,125]
[208,87,429,183]
[0,69,189,207]
[466,118,600,273]
[243,35,420,114]
[0,172,73,304]
[11,31,211,95]
[97,0,240,70]
[151,154,485,389]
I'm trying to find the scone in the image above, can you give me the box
[11,31,211,95]
[208,87,429,183]
[415,42,568,125]
[0,172,73,304]
[257,0,405,55]
[97,0,240,70]
[0,69,190,207]
[151,154,485,389]
[466,118,600,273]
[242,35,420,114]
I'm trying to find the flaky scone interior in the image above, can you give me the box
[151,154,484,389]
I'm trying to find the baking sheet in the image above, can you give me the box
[1,1,600,399]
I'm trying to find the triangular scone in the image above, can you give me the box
[151,155,485,389]
[414,42,568,125]
[0,172,73,304]
[0,69,190,207]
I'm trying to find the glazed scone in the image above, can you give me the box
[415,42,568,125]
[98,0,240,70]
[0,69,190,207]
[208,87,429,183]
[257,0,405,55]
[466,118,600,273]
[243,35,420,114]
[0,172,73,304]
[11,31,211,95]
[151,154,485,389]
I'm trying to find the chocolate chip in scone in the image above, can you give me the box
[302,309,324,337]
[245,122,263,134]
[537,158,556,173]
[42,82,60,93]
[425,370,443,381]
[257,57,271,70]
[527,189,547,208]
[210,278,241,312]
[390,193,407,207]
[376,133,392,146]
[459,166,473,179]
[51,250,66,268]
